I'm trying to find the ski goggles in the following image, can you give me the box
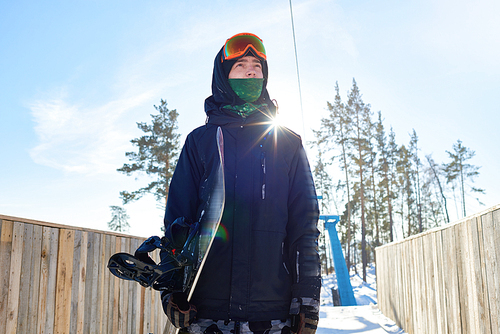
[222,33,267,62]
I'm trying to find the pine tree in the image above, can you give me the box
[311,132,334,214]
[321,81,354,270]
[311,131,335,275]
[346,79,372,282]
[375,113,396,243]
[386,128,399,241]
[365,111,380,261]
[443,140,485,218]
[420,164,446,227]
[396,145,415,237]
[108,206,130,233]
[118,99,180,205]
[426,154,450,223]
[409,130,423,232]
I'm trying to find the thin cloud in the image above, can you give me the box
[27,28,187,176]
[29,89,156,175]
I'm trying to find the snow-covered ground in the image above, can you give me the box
[318,264,406,334]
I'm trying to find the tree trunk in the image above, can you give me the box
[459,157,466,217]
[426,155,450,223]
[342,147,352,272]
[357,135,367,282]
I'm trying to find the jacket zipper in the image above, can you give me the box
[296,250,300,283]
[260,151,266,199]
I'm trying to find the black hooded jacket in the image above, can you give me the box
[164,47,320,322]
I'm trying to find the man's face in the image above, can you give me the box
[228,56,263,79]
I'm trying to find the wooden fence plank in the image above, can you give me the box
[460,219,473,333]
[37,227,52,334]
[462,216,490,334]
[471,216,492,334]
[28,224,43,333]
[482,211,499,334]
[5,222,25,333]
[493,209,500,333]
[423,234,436,333]
[70,230,83,334]
[86,233,101,333]
[408,239,417,334]
[77,231,88,333]
[129,238,140,334]
[432,230,448,334]
[389,244,399,327]
[391,244,400,330]
[101,233,109,331]
[144,284,152,333]
[152,282,158,334]
[100,233,111,334]
[140,285,146,334]
[394,243,403,329]
[17,223,33,333]
[112,236,120,334]
[120,238,129,334]
[54,229,75,334]
[70,230,88,334]
[44,227,60,334]
[454,222,466,334]
[405,240,414,333]
[118,237,128,334]
[0,219,14,334]
[393,243,400,330]
[95,231,105,332]
[419,237,428,333]
[385,245,392,327]
[443,224,462,334]
[83,231,95,334]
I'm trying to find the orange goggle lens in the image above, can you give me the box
[223,33,266,61]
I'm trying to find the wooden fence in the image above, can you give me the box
[376,205,500,334]
[0,214,168,334]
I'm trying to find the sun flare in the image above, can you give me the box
[270,113,282,127]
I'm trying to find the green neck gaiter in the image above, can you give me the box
[228,78,264,103]
[223,102,268,118]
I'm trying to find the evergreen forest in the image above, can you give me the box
[313,79,484,281]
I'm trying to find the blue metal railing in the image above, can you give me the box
[320,215,357,306]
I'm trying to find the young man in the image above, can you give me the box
[162,33,321,334]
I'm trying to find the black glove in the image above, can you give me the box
[162,291,197,328]
[290,298,319,334]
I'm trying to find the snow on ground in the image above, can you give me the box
[318,264,406,334]
[321,263,378,306]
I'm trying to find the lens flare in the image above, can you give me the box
[215,223,229,242]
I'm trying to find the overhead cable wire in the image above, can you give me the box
[288,0,307,142]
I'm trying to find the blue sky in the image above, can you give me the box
[1,0,499,237]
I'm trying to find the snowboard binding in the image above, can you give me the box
[108,252,165,288]
[108,217,200,292]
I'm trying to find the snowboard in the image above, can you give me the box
[107,127,225,334]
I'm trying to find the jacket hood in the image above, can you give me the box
[204,46,276,121]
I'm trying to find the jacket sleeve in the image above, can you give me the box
[164,132,205,230]
[286,142,321,300]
